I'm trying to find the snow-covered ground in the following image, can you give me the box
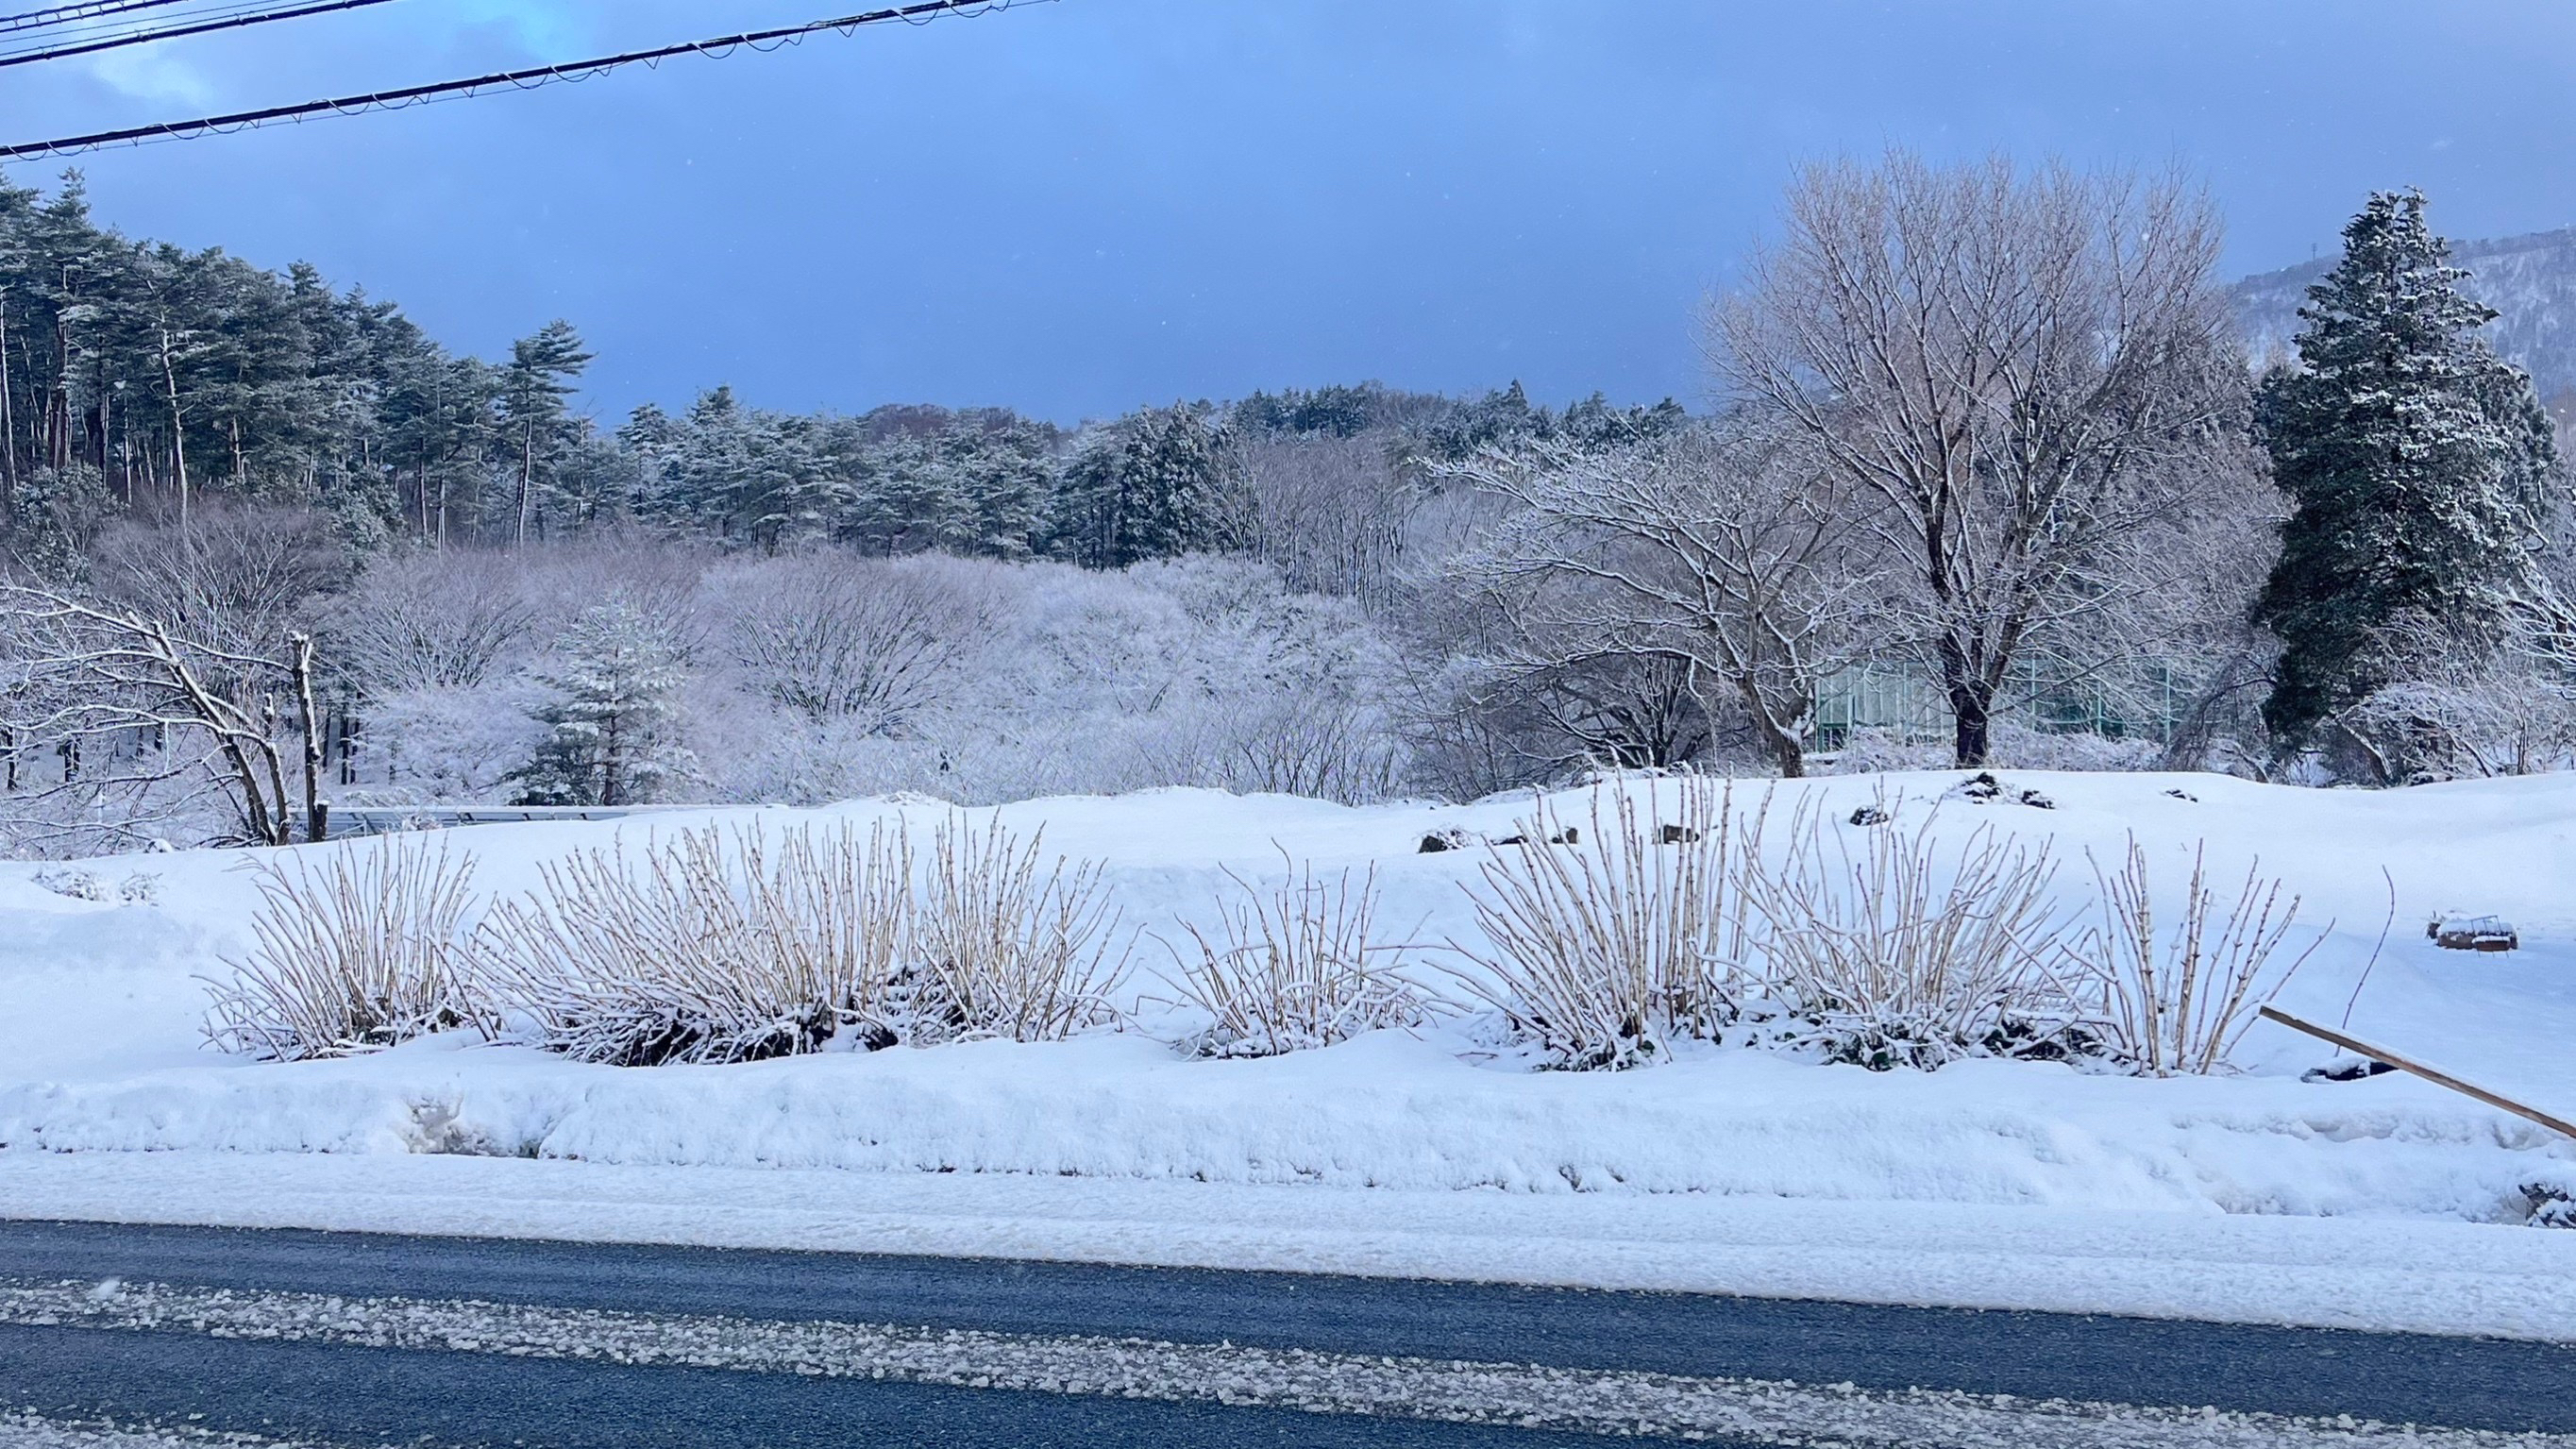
[4,770,2573,1334]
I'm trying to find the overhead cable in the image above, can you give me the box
[0,0,397,68]
[0,0,192,37]
[0,0,1038,162]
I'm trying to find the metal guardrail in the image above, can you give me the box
[328,804,715,836]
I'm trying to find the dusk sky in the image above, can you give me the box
[4,0,2570,424]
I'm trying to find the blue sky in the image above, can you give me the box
[3,1,2572,424]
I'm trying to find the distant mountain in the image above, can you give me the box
[2229,226,2576,399]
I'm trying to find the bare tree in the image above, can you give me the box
[1711,153,2252,765]
[90,504,350,662]
[1237,431,1416,606]
[330,549,536,695]
[0,582,326,848]
[703,551,1000,736]
[1443,425,1876,777]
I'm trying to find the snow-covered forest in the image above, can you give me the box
[4,158,2573,857]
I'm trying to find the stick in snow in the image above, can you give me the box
[2260,1004,2576,1142]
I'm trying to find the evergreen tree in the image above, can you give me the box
[842,425,961,555]
[2254,190,2561,752]
[515,598,692,806]
[944,412,1056,559]
[1050,402,1245,568]
[550,426,640,533]
[379,344,497,546]
[617,401,684,527]
[498,319,591,546]
[8,464,110,581]
[0,175,508,548]
[661,385,834,549]
[832,406,1058,558]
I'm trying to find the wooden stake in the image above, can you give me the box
[2261,1004,2576,1142]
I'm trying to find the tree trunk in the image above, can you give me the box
[599,708,623,807]
[1945,671,1995,768]
[1931,630,1997,767]
[1769,729,1808,778]
[517,421,535,548]
[92,350,109,474]
[290,632,328,843]
[1949,690,1993,767]
[46,302,70,473]
[1737,681,1810,779]
[0,288,16,499]
[159,328,189,534]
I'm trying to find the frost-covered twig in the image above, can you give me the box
[1733,799,2080,1070]
[914,813,1129,1042]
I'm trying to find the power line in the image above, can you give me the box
[0,0,396,67]
[0,0,1038,162]
[11,0,312,44]
[0,0,191,36]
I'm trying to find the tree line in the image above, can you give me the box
[2,155,2569,855]
[0,171,1674,571]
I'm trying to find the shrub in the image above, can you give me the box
[2074,834,2320,1075]
[203,836,480,1061]
[911,813,1128,1041]
[1160,858,1430,1057]
[475,818,913,1065]
[1448,779,1754,1070]
[1732,800,2081,1070]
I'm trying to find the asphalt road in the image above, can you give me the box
[0,1218,2570,1447]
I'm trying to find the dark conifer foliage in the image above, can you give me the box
[2255,190,2562,750]
[0,174,544,555]
[1050,401,1247,568]
[0,176,1688,577]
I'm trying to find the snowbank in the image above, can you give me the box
[3,770,2572,1232]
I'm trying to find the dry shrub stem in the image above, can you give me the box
[202,835,480,1061]
[2079,834,2321,1076]
[1733,799,2079,1070]
[1160,857,1428,1057]
[1447,780,1755,1070]
[1450,783,2306,1077]
[473,819,914,1066]
[203,786,2317,1082]
[915,813,1129,1042]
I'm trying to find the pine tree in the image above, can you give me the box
[658,385,834,549]
[945,413,1055,559]
[2255,190,2561,753]
[617,401,684,527]
[498,319,591,547]
[842,427,960,555]
[1050,402,1245,568]
[515,599,692,806]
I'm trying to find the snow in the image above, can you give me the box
[3,769,2573,1333]
[8,1150,2576,1343]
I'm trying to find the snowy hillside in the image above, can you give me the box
[2232,225,2576,393]
[2,771,2569,1230]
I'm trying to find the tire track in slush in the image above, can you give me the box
[2,1277,2570,1448]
